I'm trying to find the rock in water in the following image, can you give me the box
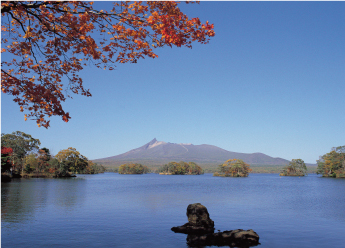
[171,203,215,234]
[172,203,260,247]
[187,229,260,247]
[187,203,214,228]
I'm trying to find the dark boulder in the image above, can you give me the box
[171,203,214,234]
[172,203,260,247]
[187,229,260,247]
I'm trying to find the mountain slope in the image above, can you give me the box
[94,138,290,166]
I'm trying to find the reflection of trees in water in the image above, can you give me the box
[1,179,46,224]
[49,178,86,209]
[1,178,86,224]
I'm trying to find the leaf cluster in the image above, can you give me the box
[1,146,13,173]
[1,1,215,127]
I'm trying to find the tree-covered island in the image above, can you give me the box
[118,163,150,174]
[213,159,251,177]
[317,146,345,178]
[1,131,105,180]
[279,159,307,176]
[157,161,203,175]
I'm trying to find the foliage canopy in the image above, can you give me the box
[1,146,13,173]
[1,131,105,177]
[317,146,345,178]
[1,1,215,127]
[1,131,41,173]
[55,147,89,173]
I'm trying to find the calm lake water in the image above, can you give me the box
[2,173,345,248]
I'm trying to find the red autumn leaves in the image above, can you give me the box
[1,1,215,128]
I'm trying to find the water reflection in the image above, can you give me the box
[48,178,86,209]
[2,179,48,224]
[1,173,345,248]
[1,177,86,225]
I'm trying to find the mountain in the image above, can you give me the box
[93,138,290,167]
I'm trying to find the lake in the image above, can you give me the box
[1,173,345,248]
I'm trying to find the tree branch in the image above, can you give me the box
[7,11,26,34]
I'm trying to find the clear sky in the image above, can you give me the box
[1,1,344,164]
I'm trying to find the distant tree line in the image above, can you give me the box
[213,159,251,177]
[1,131,105,179]
[118,163,150,174]
[157,161,203,175]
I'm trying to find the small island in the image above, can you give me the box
[279,159,307,177]
[317,146,345,178]
[118,163,150,174]
[213,159,251,177]
[157,161,203,175]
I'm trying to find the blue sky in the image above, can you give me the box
[1,1,344,164]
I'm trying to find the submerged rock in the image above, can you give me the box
[187,229,260,247]
[172,203,260,247]
[171,203,214,234]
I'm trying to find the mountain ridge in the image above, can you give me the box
[94,138,291,167]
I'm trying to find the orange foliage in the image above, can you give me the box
[1,1,215,128]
